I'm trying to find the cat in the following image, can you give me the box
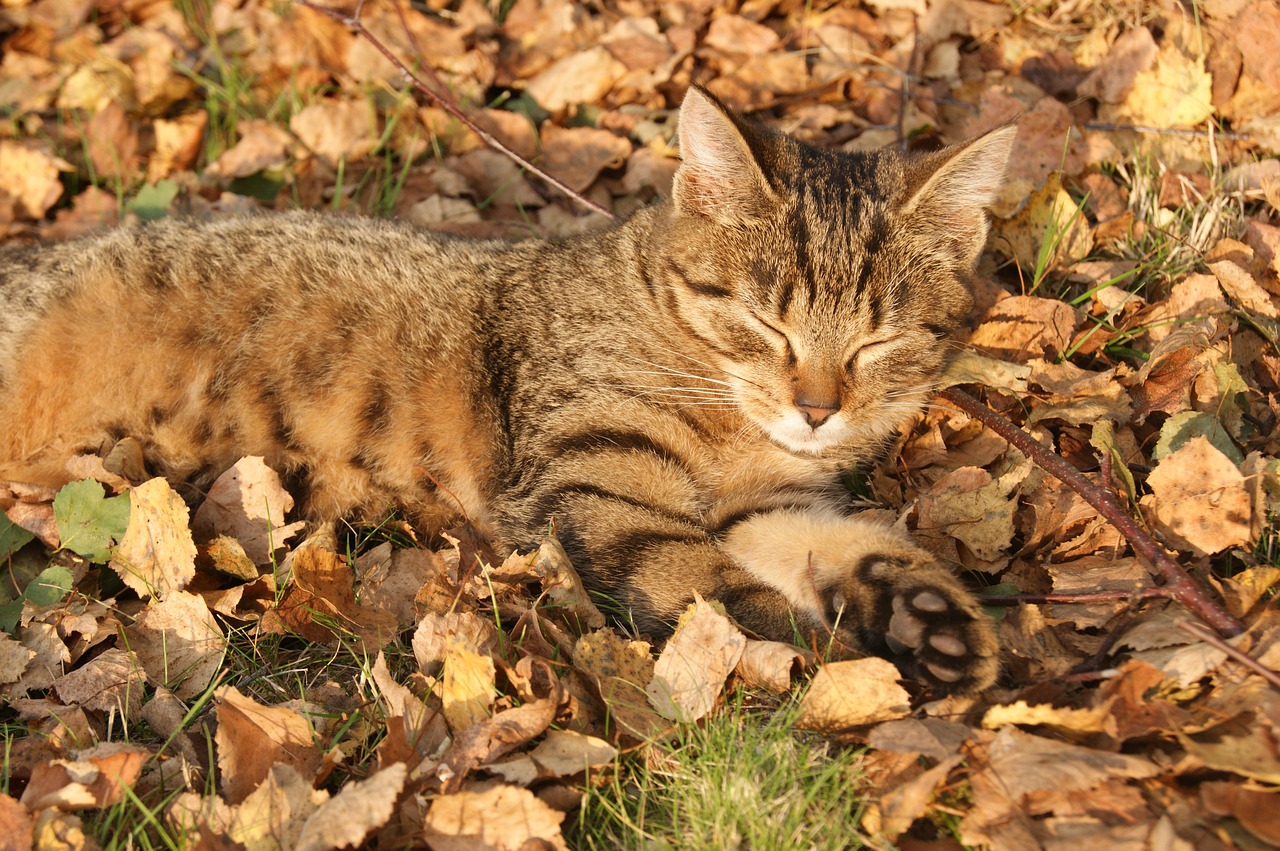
[0,86,1014,692]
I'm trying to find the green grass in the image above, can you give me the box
[571,690,873,850]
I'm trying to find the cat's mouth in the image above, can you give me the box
[763,411,853,456]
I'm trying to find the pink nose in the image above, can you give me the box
[797,403,838,428]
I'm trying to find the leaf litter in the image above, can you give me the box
[2,0,1280,847]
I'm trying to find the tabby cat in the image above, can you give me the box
[0,87,1014,692]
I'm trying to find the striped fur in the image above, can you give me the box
[0,88,1014,691]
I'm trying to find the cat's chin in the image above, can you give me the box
[763,415,853,456]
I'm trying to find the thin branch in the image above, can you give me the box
[938,387,1244,638]
[1179,620,1280,691]
[294,0,620,221]
[976,588,1168,606]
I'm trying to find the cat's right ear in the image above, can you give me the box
[672,86,774,224]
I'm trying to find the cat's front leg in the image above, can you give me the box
[720,508,999,693]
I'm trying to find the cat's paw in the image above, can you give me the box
[830,555,999,694]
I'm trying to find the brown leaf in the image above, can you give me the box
[1201,781,1280,845]
[412,611,499,677]
[290,99,376,165]
[261,546,398,650]
[966,295,1079,362]
[125,591,225,700]
[646,595,746,723]
[192,456,304,565]
[0,141,71,220]
[795,659,911,732]
[523,47,628,111]
[538,124,631,194]
[0,793,33,851]
[531,534,606,633]
[436,658,562,794]
[205,119,293,180]
[0,633,35,688]
[442,634,496,732]
[21,743,149,811]
[867,717,970,761]
[485,729,617,786]
[1077,26,1159,103]
[151,111,211,180]
[110,477,196,601]
[734,639,812,693]
[1140,436,1253,556]
[52,648,145,721]
[214,685,323,805]
[87,101,139,181]
[295,763,407,851]
[915,465,1021,562]
[571,629,665,744]
[864,755,963,840]
[422,781,567,850]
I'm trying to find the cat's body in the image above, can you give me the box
[0,88,1013,692]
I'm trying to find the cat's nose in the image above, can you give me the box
[796,402,839,428]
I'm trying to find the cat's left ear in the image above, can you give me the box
[899,124,1017,267]
[672,86,776,224]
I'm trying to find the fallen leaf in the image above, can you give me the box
[20,743,148,811]
[412,611,499,677]
[52,648,145,721]
[646,595,747,723]
[204,119,292,180]
[485,729,617,786]
[1201,781,1280,845]
[295,762,407,851]
[53,479,130,563]
[214,685,322,805]
[109,477,195,600]
[442,634,496,731]
[795,658,911,731]
[191,456,304,565]
[125,591,225,700]
[290,98,376,165]
[523,47,627,111]
[1140,436,1253,556]
[0,793,33,851]
[423,781,568,850]
[967,295,1080,361]
[734,640,812,693]
[571,629,665,744]
[0,141,72,219]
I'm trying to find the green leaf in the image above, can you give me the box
[127,180,180,220]
[1153,411,1243,465]
[0,515,34,558]
[53,480,131,563]
[0,599,21,635]
[23,565,74,608]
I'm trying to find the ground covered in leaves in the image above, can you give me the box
[2,0,1280,848]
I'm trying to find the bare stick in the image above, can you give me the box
[294,0,620,221]
[939,387,1244,638]
[1178,620,1280,691]
[976,588,1168,606]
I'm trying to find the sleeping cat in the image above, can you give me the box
[0,86,1014,692]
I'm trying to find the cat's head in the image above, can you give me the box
[653,85,1015,456]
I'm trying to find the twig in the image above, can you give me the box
[293,0,620,221]
[976,588,1168,606]
[1179,620,1280,691]
[938,387,1244,638]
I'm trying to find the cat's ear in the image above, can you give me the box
[672,86,775,223]
[899,124,1017,267]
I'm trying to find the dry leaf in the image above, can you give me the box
[1201,781,1280,845]
[646,595,747,723]
[0,141,71,219]
[109,477,196,601]
[442,634,496,731]
[523,47,627,111]
[485,729,617,786]
[915,466,1021,562]
[795,658,911,731]
[571,629,665,743]
[51,648,145,721]
[967,295,1080,361]
[125,591,225,700]
[295,763,407,851]
[192,456,304,565]
[205,119,292,180]
[0,793,33,851]
[413,611,499,677]
[1140,436,1253,556]
[423,781,567,850]
[214,685,322,805]
[290,99,376,165]
[20,743,148,811]
[734,640,812,693]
